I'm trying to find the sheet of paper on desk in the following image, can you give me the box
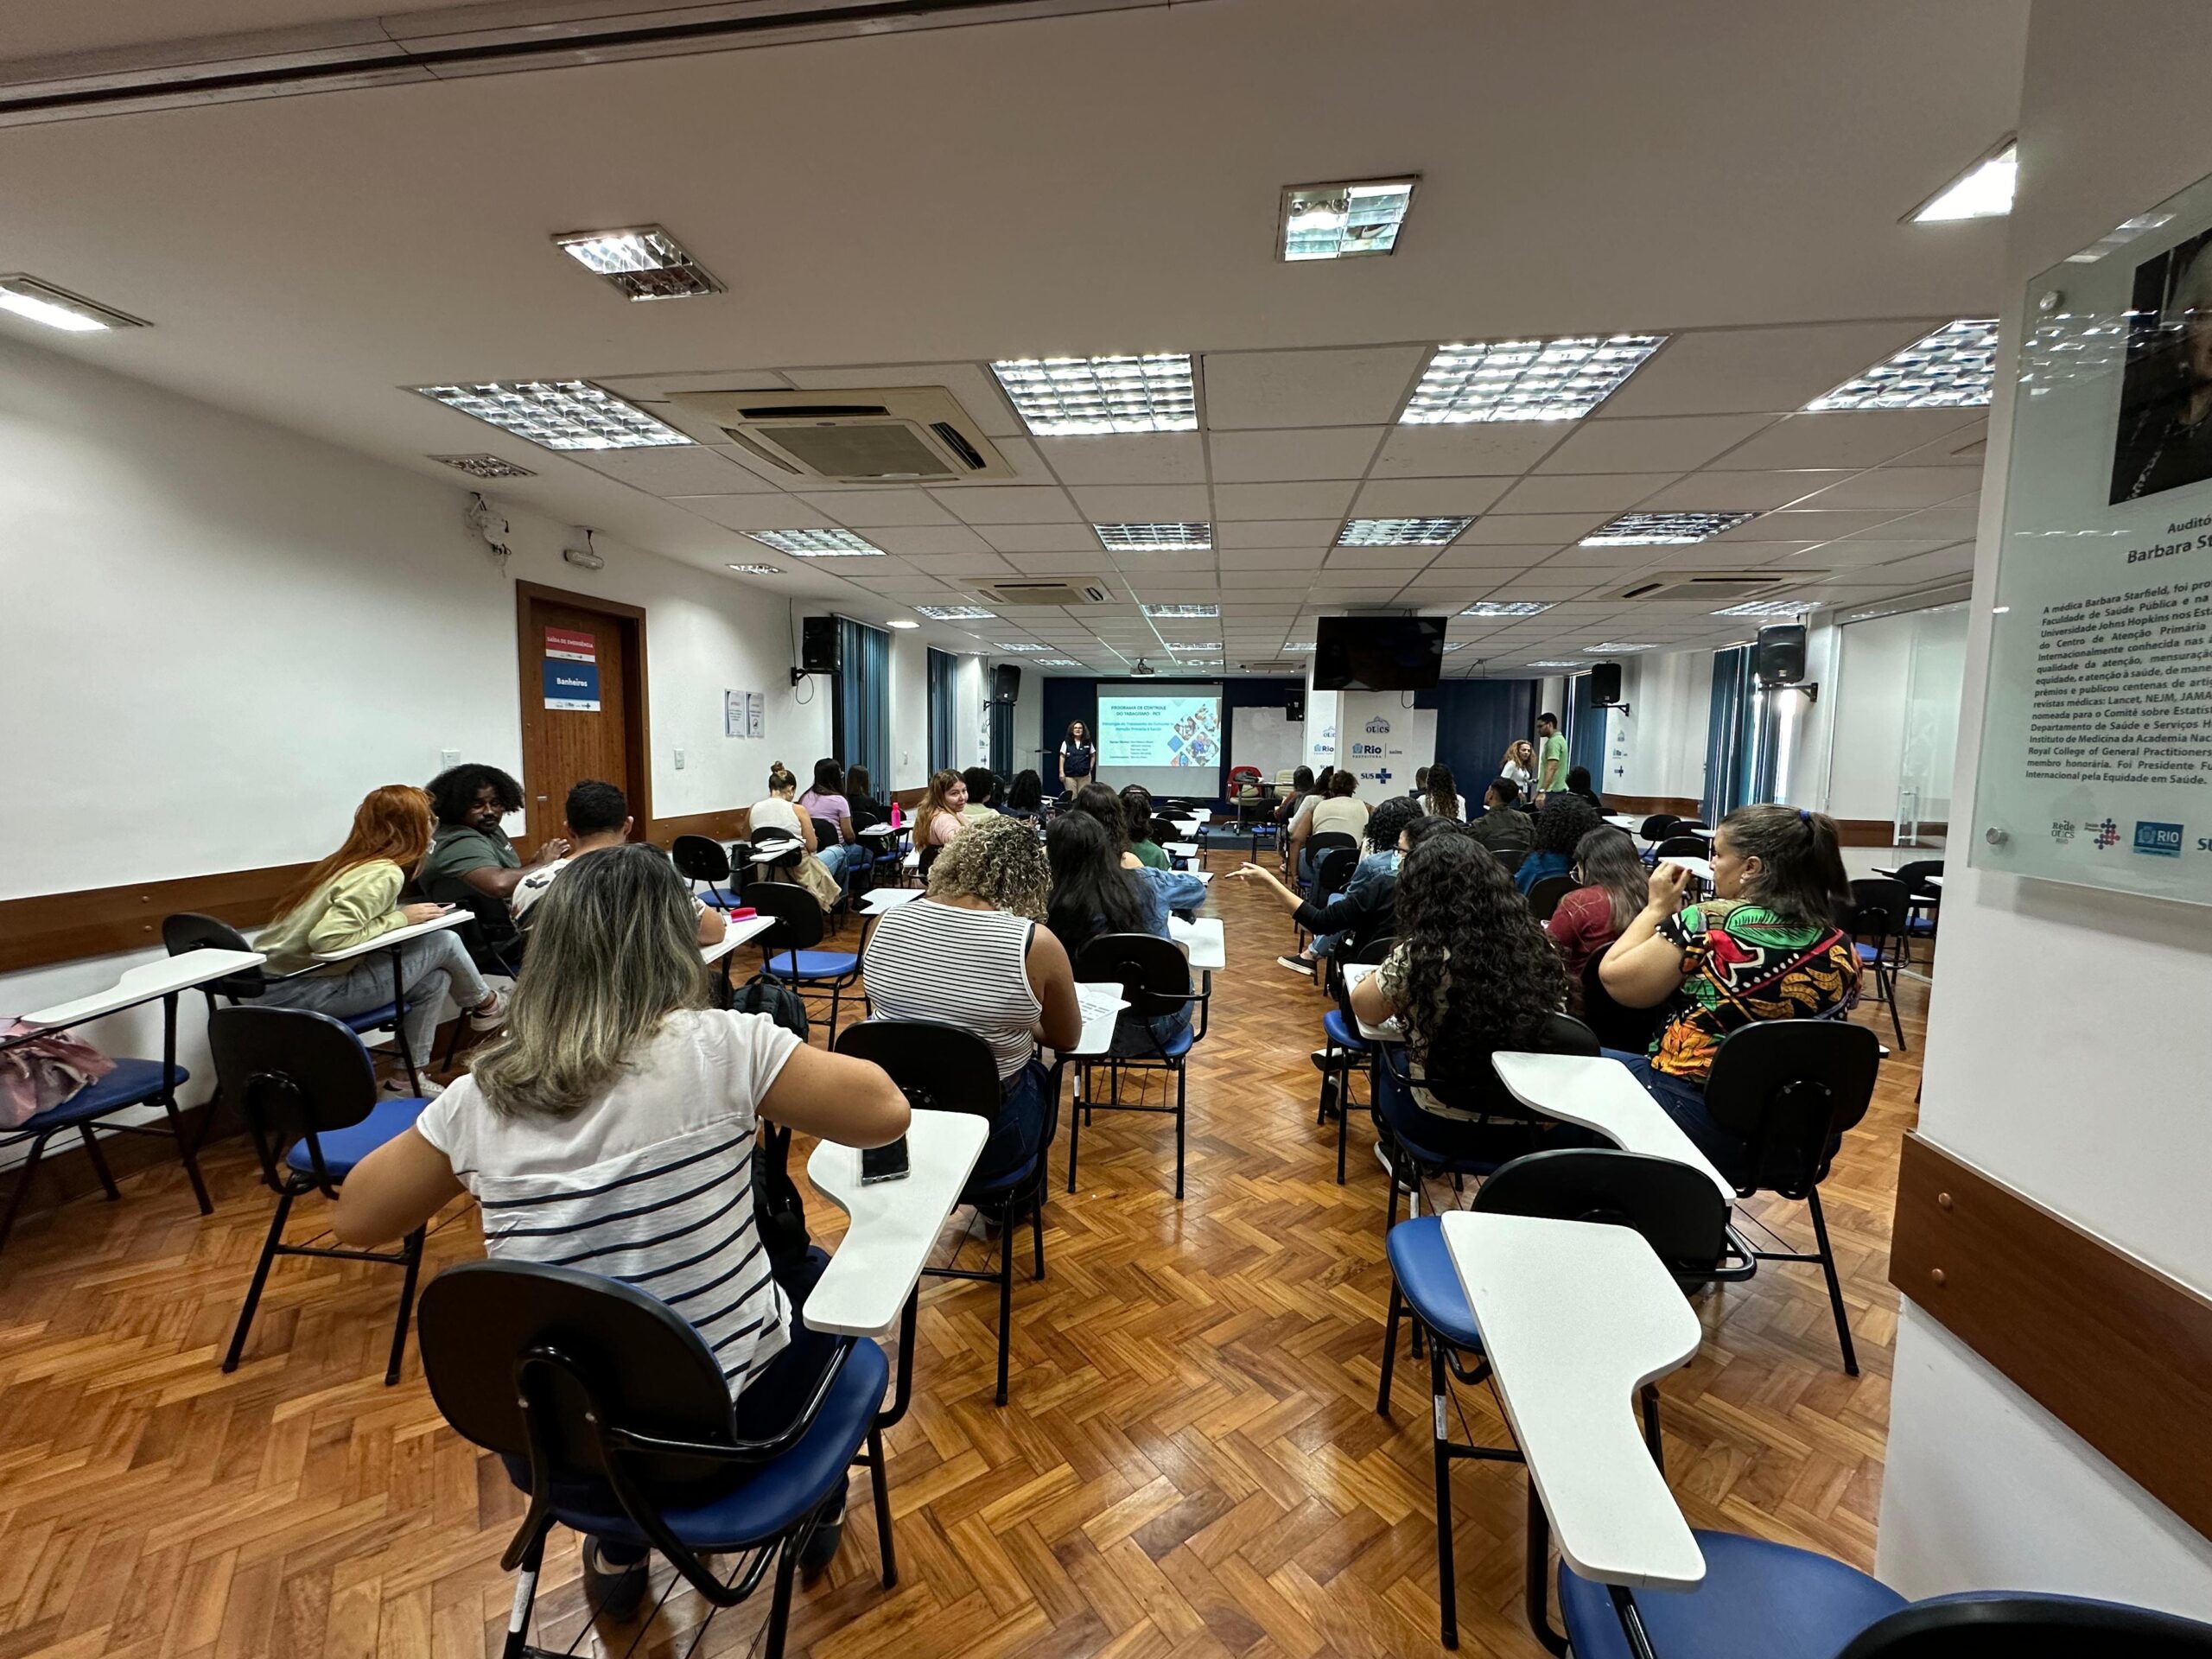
[1076,984,1128,1021]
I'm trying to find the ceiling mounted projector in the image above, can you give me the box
[1131,658,1158,677]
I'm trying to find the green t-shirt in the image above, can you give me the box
[421,821,519,902]
[1538,732,1568,790]
[1131,839,1171,870]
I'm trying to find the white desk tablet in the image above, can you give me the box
[1490,1052,1733,1200]
[1338,962,1405,1042]
[309,907,469,963]
[699,915,776,966]
[860,886,926,915]
[1659,855,1714,883]
[1925,874,1945,887]
[857,823,899,839]
[1067,982,1130,1057]
[1442,1211,1706,1590]
[22,948,268,1027]
[1162,842,1202,860]
[1166,915,1225,972]
[804,1109,988,1338]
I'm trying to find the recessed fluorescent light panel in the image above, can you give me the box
[1910,141,2017,223]
[1285,641,1316,651]
[887,620,919,629]
[992,355,1198,435]
[1402,334,1666,423]
[1281,178,1417,261]
[1713,599,1809,618]
[0,274,148,332]
[1461,601,1554,618]
[913,604,997,620]
[1439,644,1467,652]
[1338,517,1474,547]
[1589,642,1655,652]
[1806,320,2000,411]
[1179,658,1224,666]
[1529,659,1587,669]
[748,529,884,557]
[552,226,724,301]
[412,380,690,450]
[1581,511,1757,545]
[993,642,1049,652]
[1166,641,1222,651]
[1142,603,1219,618]
[1038,658,1084,666]
[726,563,781,575]
[1098,522,1212,551]
[429,454,537,480]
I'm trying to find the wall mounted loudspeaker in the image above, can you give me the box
[1284,690,1305,722]
[1590,662,1624,708]
[799,615,841,675]
[1756,623,1808,685]
[990,663,1021,704]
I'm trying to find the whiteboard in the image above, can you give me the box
[1232,705,1306,779]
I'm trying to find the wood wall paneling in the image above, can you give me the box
[0,866,311,976]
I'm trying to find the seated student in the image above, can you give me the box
[959,766,1001,823]
[1465,777,1534,854]
[512,780,726,947]
[748,761,842,912]
[420,763,569,908]
[1069,783,1206,916]
[797,758,866,889]
[1292,768,1371,882]
[1546,825,1647,996]
[330,842,910,1611]
[1408,766,1429,801]
[1046,811,1190,1051]
[861,815,1081,1186]
[912,769,969,850]
[1350,833,1579,1164]
[1230,797,1439,975]
[842,765,890,835]
[1120,785,1170,869]
[1274,765,1315,830]
[1598,804,1859,1170]
[1514,794,1603,894]
[256,784,505,1096]
[1564,765,1608,814]
[1002,769,1046,820]
[1421,761,1468,823]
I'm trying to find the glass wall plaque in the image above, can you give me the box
[1972,168,2212,903]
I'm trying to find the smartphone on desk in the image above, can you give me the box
[860,1135,911,1185]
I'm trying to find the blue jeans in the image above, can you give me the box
[259,929,491,1067]
[817,842,861,883]
[976,1058,1052,1188]
[1602,1048,1752,1178]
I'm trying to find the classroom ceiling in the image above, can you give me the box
[0,0,2025,675]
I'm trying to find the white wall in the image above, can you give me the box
[1600,648,1713,803]
[1010,663,1045,779]
[956,654,987,771]
[1875,0,2212,1614]
[887,629,930,791]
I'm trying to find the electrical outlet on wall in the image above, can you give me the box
[674,748,686,771]
[440,748,461,770]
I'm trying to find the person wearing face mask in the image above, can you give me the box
[1228,797,1438,976]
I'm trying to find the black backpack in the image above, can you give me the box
[734,970,813,1277]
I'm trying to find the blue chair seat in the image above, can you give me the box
[1322,1008,1370,1051]
[1386,1216,1484,1351]
[547,1338,888,1550]
[336,1002,402,1033]
[1855,943,1884,964]
[700,887,741,909]
[22,1058,183,1129]
[1559,1529,1906,1659]
[776,950,860,981]
[285,1095,430,1179]
[1905,916,1938,933]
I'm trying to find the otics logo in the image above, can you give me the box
[2050,819,2076,845]
[1363,716,1391,734]
[2092,818,2121,849]
[2133,820,2184,857]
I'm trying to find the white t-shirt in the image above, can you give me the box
[416,1008,802,1396]
[512,852,709,921]
[748,796,803,839]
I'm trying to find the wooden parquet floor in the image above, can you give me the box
[0,852,1925,1658]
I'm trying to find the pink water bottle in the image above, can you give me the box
[890,801,904,829]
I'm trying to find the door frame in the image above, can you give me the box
[514,579,652,854]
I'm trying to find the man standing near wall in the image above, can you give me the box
[1535,712,1567,803]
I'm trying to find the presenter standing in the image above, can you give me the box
[1058,720,1096,796]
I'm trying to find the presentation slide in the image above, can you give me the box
[1095,684,1224,796]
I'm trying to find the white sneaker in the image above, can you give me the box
[383,1077,444,1100]
[466,991,507,1032]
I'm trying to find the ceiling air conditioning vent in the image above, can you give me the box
[1603,570,1822,602]
[976,579,1113,607]
[668,386,1013,483]
[1240,659,1300,673]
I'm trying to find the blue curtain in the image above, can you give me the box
[1412,678,1539,798]
[926,648,957,774]
[1567,673,1603,782]
[834,619,890,786]
[1704,645,1758,823]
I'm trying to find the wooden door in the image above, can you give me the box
[516,582,651,855]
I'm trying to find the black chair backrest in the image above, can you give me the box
[741,880,824,953]
[207,1005,381,1194]
[1399,1012,1600,1122]
[1526,874,1575,922]
[1306,830,1358,864]
[1330,932,1395,1020]
[1673,819,1709,833]
[417,1259,743,1497]
[1639,814,1681,841]
[1580,946,1666,1054]
[1313,845,1359,906]
[163,912,269,998]
[1702,1020,1881,1198]
[835,1020,1001,1118]
[1072,932,1191,1020]
[671,835,733,885]
[1848,877,1910,938]
[1837,1592,2212,1658]
[1652,835,1708,859]
[1891,859,1945,899]
[918,842,943,880]
[1492,846,1527,875]
[1148,817,1181,848]
[1478,1147,1731,1276]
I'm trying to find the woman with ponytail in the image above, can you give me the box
[1599,804,1859,1163]
[1421,761,1465,823]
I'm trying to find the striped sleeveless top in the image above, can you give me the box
[862,899,1041,1078]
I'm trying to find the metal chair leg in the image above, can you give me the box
[868,1427,897,1587]
[78,1127,121,1199]
[225,1188,296,1372]
[763,1529,800,1659]
[1377,1281,1404,1415]
[161,1096,215,1216]
[1431,1340,1459,1649]
[1174,1064,1186,1200]
[386,1224,426,1387]
[500,1519,550,1659]
[995,1206,1014,1407]
[1066,1087,1082,1194]
[388,944,423,1097]
[0,1132,54,1252]
[1032,1188,1046,1281]
[1806,1189,1859,1376]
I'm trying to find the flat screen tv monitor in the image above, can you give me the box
[1313,615,1446,690]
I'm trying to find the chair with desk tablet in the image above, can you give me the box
[741,882,863,1043]
[1649,834,1709,861]
[1845,877,1911,1050]
[671,835,744,909]
[417,1259,894,1659]
[1638,814,1681,842]
[1317,935,1393,1184]
[836,1020,1047,1406]
[1700,1020,1881,1374]
[1526,873,1574,923]
[209,1006,434,1384]
[1066,933,1209,1199]
[1889,857,1944,963]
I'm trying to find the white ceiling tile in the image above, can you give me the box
[1492,472,1679,513]
[1428,545,1547,571]
[1217,519,1342,549]
[860,524,995,555]
[1713,509,1910,541]
[1005,552,1110,574]
[1218,546,1328,569]
[1214,480,1358,520]
[1789,467,1980,510]
[1460,512,1611,543]
[1638,470,1848,512]
[1795,538,1955,563]
[795,487,959,526]
[1535,415,1777,474]
[671,495,837,532]
[1201,346,1429,429]
[1347,477,1516,518]
[931,486,1079,524]
[1324,548,1435,570]
[1069,484,1212,520]
[1840,507,1983,542]
[972,523,1103,553]
[1370,423,1570,478]
[1036,434,1206,485]
[1597,321,1947,418]
[1710,410,1986,471]
[779,362,1023,436]
[1889,421,1991,468]
[1207,427,1385,482]
[899,552,1020,575]
[572,445,785,495]
[1863,544,1977,583]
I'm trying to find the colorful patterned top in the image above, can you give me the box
[1649,901,1859,1083]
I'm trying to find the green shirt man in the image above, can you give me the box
[1535,714,1567,798]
